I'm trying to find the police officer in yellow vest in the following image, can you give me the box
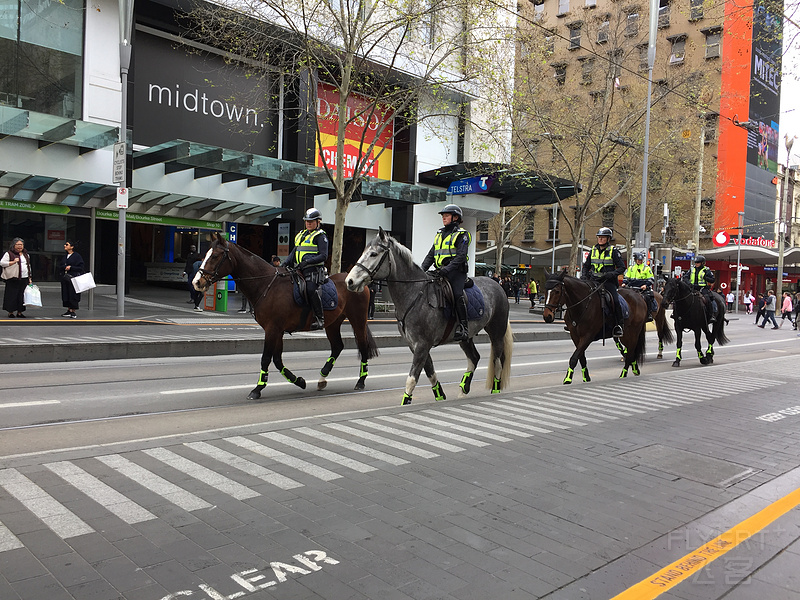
[623,252,655,320]
[421,204,471,341]
[283,208,328,330]
[683,254,718,323]
[581,227,626,336]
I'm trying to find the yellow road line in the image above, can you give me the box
[612,486,800,599]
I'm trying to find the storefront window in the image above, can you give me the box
[0,0,83,118]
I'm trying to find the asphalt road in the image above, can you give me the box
[1,319,800,599]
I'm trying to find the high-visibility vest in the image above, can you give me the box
[689,266,709,287]
[294,229,324,264]
[625,263,653,279]
[433,228,471,268]
[590,246,615,273]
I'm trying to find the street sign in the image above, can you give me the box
[113,142,126,184]
[116,187,128,209]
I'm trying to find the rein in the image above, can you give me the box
[545,278,603,312]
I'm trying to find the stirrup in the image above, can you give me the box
[613,324,623,337]
[310,316,325,331]
[453,323,468,341]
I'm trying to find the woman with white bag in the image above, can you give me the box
[1,237,32,318]
[59,240,85,319]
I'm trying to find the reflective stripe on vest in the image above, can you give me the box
[433,228,471,268]
[590,246,615,273]
[690,266,708,287]
[294,229,324,263]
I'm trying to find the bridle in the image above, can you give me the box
[544,277,603,312]
[352,241,392,283]
[197,246,231,285]
[664,279,695,304]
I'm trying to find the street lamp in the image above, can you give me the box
[777,134,795,299]
[117,0,134,317]
[735,211,744,314]
[637,0,659,249]
[551,203,558,272]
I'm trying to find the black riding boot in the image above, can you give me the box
[708,296,717,323]
[613,300,624,337]
[309,289,325,331]
[454,296,469,342]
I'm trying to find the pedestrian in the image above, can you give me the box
[743,290,753,314]
[754,293,766,324]
[514,281,521,304]
[529,279,538,307]
[779,292,793,327]
[757,290,779,329]
[182,245,202,304]
[726,291,735,311]
[794,292,800,330]
[188,258,204,311]
[368,282,378,319]
[59,240,85,319]
[1,237,32,318]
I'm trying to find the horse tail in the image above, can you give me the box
[364,325,380,359]
[713,311,730,346]
[632,322,647,366]
[486,320,513,390]
[655,305,674,346]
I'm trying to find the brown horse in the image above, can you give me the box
[543,269,649,383]
[193,233,378,399]
[623,287,674,359]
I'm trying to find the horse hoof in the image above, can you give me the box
[672,361,681,368]
[563,379,572,385]
[317,379,327,391]
[247,390,261,400]
[295,377,307,389]
[458,389,468,399]
[354,379,366,391]
[657,353,663,359]
[401,394,412,406]
[699,357,708,365]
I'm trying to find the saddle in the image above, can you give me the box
[290,270,339,310]
[598,288,630,320]
[634,288,658,313]
[429,277,484,321]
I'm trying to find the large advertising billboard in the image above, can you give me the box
[132,32,278,156]
[315,83,394,180]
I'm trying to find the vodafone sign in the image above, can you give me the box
[713,231,730,247]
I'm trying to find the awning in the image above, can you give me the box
[0,106,118,152]
[418,162,581,207]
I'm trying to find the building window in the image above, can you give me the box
[558,0,570,16]
[597,17,610,43]
[579,57,595,84]
[602,205,616,229]
[669,36,686,64]
[568,23,582,49]
[703,113,718,143]
[638,44,648,71]
[553,63,567,85]
[544,31,556,54]
[586,0,597,7]
[548,207,560,241]
[534,3,545,20]
[477,221,489,242]
[704,29,721,58]
[0,0,84,119]
[522,225,536,242]
[658,0,670,28]
[626,12,639,36]
[700,197,714,236]
[689,0,704,21]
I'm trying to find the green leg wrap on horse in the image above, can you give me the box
[676,348,682,360]
[631,361,640,376]
[491,377,501,394]
[257,370,268,386]
[401,393,413,406]
[280,367,296,384]
[619,368,628,378]
[582,367,591,382]
[432,381,446,402]
[459,371,474,394]
[563,367,574,384]
[320,356,336,377]
[360,361,368,378]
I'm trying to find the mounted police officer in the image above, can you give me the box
[421,204,471,341]
[683,254,717,323]
[624,252,655,321]
[581,227,626,336]
[283,208,328,330]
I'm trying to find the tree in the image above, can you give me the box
[186,0,515,271]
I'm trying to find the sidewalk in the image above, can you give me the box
[0,283,569,362]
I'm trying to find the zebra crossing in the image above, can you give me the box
[0,361,790,555]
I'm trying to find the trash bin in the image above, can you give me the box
[215,277,229,312]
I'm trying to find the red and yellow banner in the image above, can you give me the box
[316,83,394,181]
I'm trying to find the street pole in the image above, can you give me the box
[735,211,744,314]
[551,203,558,272]
[637,0,659,249]
[692,123,706,253]
[777,134,794,299]
[117,0,134,317]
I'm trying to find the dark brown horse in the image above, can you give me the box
[622,287,674,359]
[193,233,378,399]
[543,270,649,383]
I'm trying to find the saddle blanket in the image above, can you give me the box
[292,278,339,310]
[443,285,486,321]
[601,292,629,320]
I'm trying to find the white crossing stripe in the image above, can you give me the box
[225,436,341,481]
[352,419,466,452]
[430,409,533,437]
[44,461,156,524]
[471,404,571,430]
[183,442,302,490]
[96,454,211,511]
[258,432,376,473]
[513,397,606,423]
[0,521,23,552]
[573,390,649,413]
[506,398,601,424]
[495,399,589,426]
[293,427,409,466]
[0,469,93,539]
[546,392,633,416]
[375,416,490,447]
[143,448,259,500]
[440,407,552,434]
[323,423,439,459]
[611,395,685,409]
[405,413,512,442]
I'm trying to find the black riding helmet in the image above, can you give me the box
[438,204,463,220]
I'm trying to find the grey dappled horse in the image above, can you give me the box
[346,229,513,406]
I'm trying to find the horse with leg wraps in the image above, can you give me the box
[193,233,378,399]
[543,269,649,383]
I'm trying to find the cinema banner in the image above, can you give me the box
[315,83,394,180]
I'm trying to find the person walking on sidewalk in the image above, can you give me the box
[1,237,32,318]
[758,290,779,329]
[779,292,794,327]
[754,293,766,324]
[182,245,202,304]
[743,290,753,314]
[59,240,84,319]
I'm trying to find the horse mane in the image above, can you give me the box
[386,235,424,272]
